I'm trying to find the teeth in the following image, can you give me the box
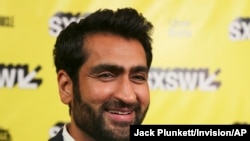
[109,110,131,115]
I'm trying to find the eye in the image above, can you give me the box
[97,72,115,81]
[131,74,147,83]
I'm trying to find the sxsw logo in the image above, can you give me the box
[0,64,42,89]
[48,12,90,37]
[148,68,221,91]
[0,128,11,141]
[0,15,14,27]
[229,17,250,40]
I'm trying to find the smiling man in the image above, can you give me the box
[49,7,154,141]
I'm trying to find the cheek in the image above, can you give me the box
[79,82,116,104]
[134,85,150,106]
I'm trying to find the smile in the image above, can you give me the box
[109,110,132,115]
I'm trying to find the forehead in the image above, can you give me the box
[83,33,147,68]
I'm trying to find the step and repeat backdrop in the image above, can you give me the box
[0,0,250,140]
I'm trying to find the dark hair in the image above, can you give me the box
[53,7,153,81]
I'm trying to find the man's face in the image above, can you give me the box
[72,33,150,141]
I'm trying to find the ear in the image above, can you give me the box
[57,70,73,104]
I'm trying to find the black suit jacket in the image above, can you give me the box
[48,128,64,141]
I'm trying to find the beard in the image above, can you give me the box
[71,86,149,141]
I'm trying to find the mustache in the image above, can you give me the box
[103,100,140,110]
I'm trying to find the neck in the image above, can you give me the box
[68,118,95,141]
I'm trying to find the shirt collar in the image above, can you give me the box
[62,123,75,141]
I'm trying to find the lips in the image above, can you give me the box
[109,110,132,115]
[106,108,135,123]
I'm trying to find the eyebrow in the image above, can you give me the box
[130,65,149,74]
[89,63,149,74]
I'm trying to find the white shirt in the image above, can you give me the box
[62,124,75,141]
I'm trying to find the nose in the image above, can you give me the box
[113,76,137,104]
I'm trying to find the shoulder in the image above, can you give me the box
[48,128,63,141]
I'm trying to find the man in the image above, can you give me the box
[49,7,154,141]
